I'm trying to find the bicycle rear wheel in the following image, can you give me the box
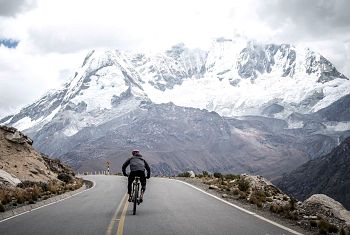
[133,184,139,215]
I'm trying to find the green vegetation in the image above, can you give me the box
[0,202,4,212]
[237,177,250,192]
[177,172,191,177]
[249,189,266,208]
[310,220,318,227]
[317,219,339,234]
[0,178,83,212]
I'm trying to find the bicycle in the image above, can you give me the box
[131,176,141,215]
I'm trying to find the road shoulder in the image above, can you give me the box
[0,180,94,222]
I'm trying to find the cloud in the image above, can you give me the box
[256,0,350,42]
[0,0,350,118]
[0,46,85,117]
[0,0,36,17]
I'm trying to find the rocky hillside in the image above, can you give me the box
[275,136,350,210]
[0,125,74,185]
[181,173,350,234]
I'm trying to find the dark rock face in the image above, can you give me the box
[30,102,321,179]
[236,43,297,80]
[262,103,284,117]
[315,94,350,122]
[275,137,350,210]
[8,89,68,125]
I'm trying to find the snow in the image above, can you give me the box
[287,121,304,129]
[324,122,350,132]
[63,126,79,136]
[2,116,13,125]
[8,40,350,132]
[13,116,43,131]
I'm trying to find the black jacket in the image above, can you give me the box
[122,154,151,178]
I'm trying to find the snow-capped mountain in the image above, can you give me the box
[3,39,349,133]
[1,38,350,177]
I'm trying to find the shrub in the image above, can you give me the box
[237,177,250,192]
[310,220,318,227]
[266,197,273,202]
[213,172,223,179]
[57,173,73,183]
[202,171,209,177]
[177,172,191,177]
[328,224,339,233]
[318,219,338,234]
[269,204,284,214]
[232,188,240,195]
[17,181,49,192]
[288,197,297,211]
[0,187,13,205]
[249,189,266,207]
[224,174,239,181]
[340,227,347,235]
[238,191,247,199]
[285,211,298,220]
[48,180,60,194]
[14,189,26,204]
[0,202,4,212]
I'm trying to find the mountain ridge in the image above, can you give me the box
[1,38,349,179]
[275,136,350,210]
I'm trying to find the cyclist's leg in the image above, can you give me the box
[128,171,135,195]
[139,171,146,193]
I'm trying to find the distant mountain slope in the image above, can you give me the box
[315,94,350,122]
[57,102,310,178]
[275,136,350,210]
[1,39,350,179]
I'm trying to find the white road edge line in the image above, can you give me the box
[0,180,96,223]
[176,180,303,235]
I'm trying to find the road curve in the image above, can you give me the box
[0,176,302,235]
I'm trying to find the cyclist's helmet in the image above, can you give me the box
[132,149,140,156]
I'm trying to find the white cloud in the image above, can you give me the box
[0,0,349,118]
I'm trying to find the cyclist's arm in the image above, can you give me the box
[144,160,151,178]
[122,158,131,176]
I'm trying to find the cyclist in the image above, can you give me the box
[122,150,151,202]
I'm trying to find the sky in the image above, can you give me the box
[0,0,350,118]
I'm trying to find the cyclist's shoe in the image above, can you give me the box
[128,195,132,202]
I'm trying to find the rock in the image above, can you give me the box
[0,169,21,186]
[29,169,39,175]
[188,171,195,178]
[3,127,33,145]
[222,194,228,198]
[209,185,219,190]
[5,131,26,144]
[0,125,17,133]
[303,194,350,226]
[303,215,318,220]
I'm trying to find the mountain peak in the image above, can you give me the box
[3,39,350,132]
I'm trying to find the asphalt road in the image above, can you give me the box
[0,176,302,235]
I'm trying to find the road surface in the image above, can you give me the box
[0,175,302,235]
